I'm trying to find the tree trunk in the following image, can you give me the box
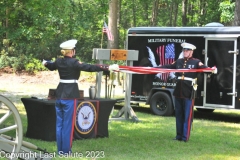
[198,0,207,26]
[169,2,173,26]
[5,7,9,39]
[132,0,136,27]
[143,1,149,22]
[188,3,193,25]
[108,0,118,49]
[150,0,159,26]
[233,0,240,26]
[4,7,9,48]
[118,0,121,26]
[182,0,188,26]
[173,2,179,26]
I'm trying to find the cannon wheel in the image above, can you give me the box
[0,95,23,155]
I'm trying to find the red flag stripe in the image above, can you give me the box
[118,66,214,74]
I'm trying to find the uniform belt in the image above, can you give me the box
[177,76,197,86]
[177,77,193,81]
[60,79,78,83]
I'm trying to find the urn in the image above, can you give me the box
[89,86,96,99]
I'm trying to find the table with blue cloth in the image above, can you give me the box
[21,97,116,141]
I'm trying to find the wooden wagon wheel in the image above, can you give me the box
[0,95,23,158]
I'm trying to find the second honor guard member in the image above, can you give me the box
[42,39,119,154]
[156,42,215,142]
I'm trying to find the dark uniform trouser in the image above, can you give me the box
[55,99,77,154]
[174,97,194,141]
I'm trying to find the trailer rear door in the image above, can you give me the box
[204,37,238,109]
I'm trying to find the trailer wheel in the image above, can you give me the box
[150,92,173,116]
[196,108,214,113]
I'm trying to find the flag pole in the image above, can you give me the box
[101,28,104,49]
[99,14,108,98]
[100,14,106,49]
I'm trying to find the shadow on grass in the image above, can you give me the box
[193,111,240,123]
[114,104,240,123]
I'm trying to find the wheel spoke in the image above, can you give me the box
[0,124,17,134]
[0,136,18,145]
[0,110,12,124]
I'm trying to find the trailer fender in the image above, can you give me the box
[146,88,175,105]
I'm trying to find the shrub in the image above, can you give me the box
[24,56,48,74]
[0,52,47,74]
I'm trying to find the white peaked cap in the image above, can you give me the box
[60,39,77,49]
[181,42,196,50]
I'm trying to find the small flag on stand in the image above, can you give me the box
[102,22,113,41]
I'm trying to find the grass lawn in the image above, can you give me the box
[16,109,240,160]
[0,72,240,160]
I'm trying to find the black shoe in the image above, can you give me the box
[172,138,182,141]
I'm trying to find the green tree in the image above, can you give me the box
[0,0,237,72]
[219,0,235,25]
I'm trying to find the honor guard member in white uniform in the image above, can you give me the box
[42,39,119,154]
[156,42,209,142]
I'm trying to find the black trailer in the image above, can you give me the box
[127,23,240,116]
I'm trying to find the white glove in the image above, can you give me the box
[42,59,47,66]
[211,66,217,74]
[109,64,119,71]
